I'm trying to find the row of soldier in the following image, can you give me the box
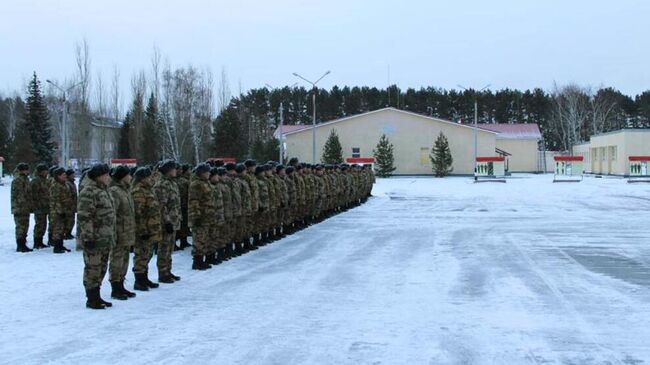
[10,158,375,310]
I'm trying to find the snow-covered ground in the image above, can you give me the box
[1,174,649,364]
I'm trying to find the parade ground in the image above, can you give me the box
[1,174,649,364]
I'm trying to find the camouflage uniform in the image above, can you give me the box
[132,180,162,275]
[255,174,270,237]
[11,173,31,242]
[215,179,231,250]
[226,174,243,246]
[78,179,116,290]
[209,178,225,254]
[235,173,252,242]
[49,178,74,242]
[66,177,78,237]
[242,172,259,237]
[188,176,216,257]
[30,174,50,243]
[108,180,135,283]
[176,172,190,246]
[153,175,181,278]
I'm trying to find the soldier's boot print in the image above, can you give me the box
[16,238,33,253]
[120,281,136,298]
[133,273,149,291]
[110,281,129,300]
[86,287,106,310]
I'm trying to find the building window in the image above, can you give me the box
[420,148,429,165]
[600,147,606,161]
[352,147,360,158]
[609,146,617,161]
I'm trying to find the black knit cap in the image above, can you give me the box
[159,159,177,174]
[194,163,211,176]
[66,169,75,176]
[286,166,294,174]
[244,159,257,168]
[216,167,227,176]
[214,159,225,167]
[88,163,110,180]
[36,163,48,173]
[275,164,285,173]
[134,167,152,180]
[254,166,265,175]
[225,162,236,171]
[235,163,246,173]
[288,157,299,166]
[16,163,29,171]
[111,165,131,181]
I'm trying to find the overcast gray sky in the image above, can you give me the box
[1,0,648,100]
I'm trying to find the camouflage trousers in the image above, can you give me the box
[191,226,211,256]
[178,207,189,241]
[66,213,75,235]
[49,213,68,241]
[83,245,110,290]
[157,231,175,276]
[14,214,29,241]
[235,215,248,241]
[109,242,131,282]
[33,213,47,241]
[132,239,155,275]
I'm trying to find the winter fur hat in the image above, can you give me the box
[111,165,131,181]
[225,162,236,171]
[194,163,211,176]
[244,159,257,168]
[16,163,29,172]
[235,163,246,173]
[158,160,177,175]
[36,163,48,173]
[52,167,66,177]
[133,167,152,181]
[216,167,227,176]
[88,163,110,180]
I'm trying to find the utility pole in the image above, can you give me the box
[47,80,82,168]
[266,83,297,163]
[458,84,490,180]
[292,71,331,164]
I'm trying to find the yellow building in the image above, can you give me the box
[277,108,541,175]
[478,124,543,173]
[573,129,650,175]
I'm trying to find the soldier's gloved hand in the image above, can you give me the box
[140,234,150,241]
[84,241,95,249]
[164,223,174,234]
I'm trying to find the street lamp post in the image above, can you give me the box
[47,80,82,168]
[292,71,331,164]
[457,84,490,180]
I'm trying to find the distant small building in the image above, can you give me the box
[573,129,650,175]
[275,108,544,175]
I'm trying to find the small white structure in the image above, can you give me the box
[475,156,506,183]
[553,156,584,183]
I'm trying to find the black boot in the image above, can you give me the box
[170,273,181,281]
[16,238,33,252]
[86,287,106,310]
[203,256,213,269]
[53,239,66,254]
[133,273,149,291]
[180,237,191,249]
[145,271,159,288]
[33,237,46,249]
[120,281,136,298]
[97,287,112,307]
[192,255,208,270]
[110,281,129,300]
[159,274,174,284]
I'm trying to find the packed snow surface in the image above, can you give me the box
[1,174,649,364]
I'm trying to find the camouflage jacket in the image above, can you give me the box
[177,175,190,210]
[242,173,259,212]
[50,180,74,216]
[11,173,31,215]
[188,177,216,228]
[225,176,242,218]
[132,180,162,243]
[236,175,253,216]
[256,176,270,211]
[217,180,233,220]
[154,175,181,230]
[67,180,78,213]
[30,175,50,214]
[276,175,289,208]
[109,181,136,247]
[211,181,226,225]
[77,179,116,248]
[282,175,296,208]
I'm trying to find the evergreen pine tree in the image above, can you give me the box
[372,134,396,177]
[430,132,453,177]
[117,111,132,158]
[24,72,54,164]
[212,105,247,160]
[321,129,343,164]
[139,94,161,164]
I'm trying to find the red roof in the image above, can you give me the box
[478,123,542,140]
[554,156,583,161]
[476,156,505,162]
